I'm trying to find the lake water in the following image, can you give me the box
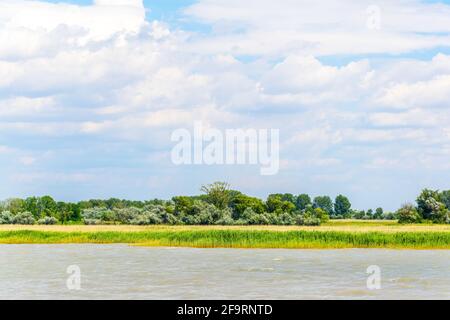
[0,245,449,300]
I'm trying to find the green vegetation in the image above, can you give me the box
[1,183,449,226]
[398,189,450,224]
[0,227,448,249]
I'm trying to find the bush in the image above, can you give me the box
[279,212,296,225]
[397,204,421,224]
[215,214,236,226]
[0,211,14,224]
[37,216,58,225]
[130,211,162,225]
[13,212,35,225]
[114,207,142,224]
[314,207,329,223]
[296,207,323,226]
[188,201,229,225]
[81,208,105,225]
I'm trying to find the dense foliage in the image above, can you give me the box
[1,183,447,225]
[397,189,450,224]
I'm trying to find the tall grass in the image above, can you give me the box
[0,229,448,249]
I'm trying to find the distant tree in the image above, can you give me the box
[230,194,266,219]
[172,196,194,216]
[334,195,351,217]
[280,193,296,204]
[440,190,450,210]
[201,182,231,210]
[397,204,421,224]
[314,207,330,223]
[296,194,311,211]
[266,194,295,214]
[374,207,384,220]
[416,189,441,220]
[24,197,40,217]
[352,210,365,220]
[4,198,25,215]
[313,196,333,215]
[37,196,57,218]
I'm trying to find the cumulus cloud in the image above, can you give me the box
[0,0,146,59]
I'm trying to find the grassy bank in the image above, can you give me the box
[0,222,449,249]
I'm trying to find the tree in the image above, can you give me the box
[416,189,441,220]
[334,195,351,217]
[4,198,25,214]
[230,194,266,219]
[440,190,450,210]
[313,196,333,215]
[296,194,311,211]
[172,196,194,215]
[266,194,295,214]
[200,182,231,210]
[374,207,384,220]
[280,193,296,204]
[41,196,58,218]
[397,204,421,224]
[314,207,329,223]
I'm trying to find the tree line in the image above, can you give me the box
[0,182,448,225]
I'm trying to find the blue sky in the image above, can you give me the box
[1,0,450,210]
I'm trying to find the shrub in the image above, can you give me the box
[37,216,58,225]
[0,211,14,224]
[81,208,105,225]
[277,212,295,225]
[314,207,329,223]
[189,201,229,225]
[114,207,142,224]
[130,211,162,225]
[296,206,323,226]
[429,203,449,224]
[159,211,180,225]
[13,212,35,225]
[216,214,236,226]
[397,204,421,224]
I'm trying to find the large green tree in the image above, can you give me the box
[296,194,311,210]
[313,196,333,215]
[334,195,351,217]
[200,182,231,210]
[230,194,266,219]
[266,194,296,214]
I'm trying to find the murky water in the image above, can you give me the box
[0,245,449,299]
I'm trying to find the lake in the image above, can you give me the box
[0,245,449,299]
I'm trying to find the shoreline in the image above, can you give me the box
[0,223,449,249]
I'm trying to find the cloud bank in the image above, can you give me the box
[0,0,449,210]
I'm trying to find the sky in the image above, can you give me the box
[0,0,449,210]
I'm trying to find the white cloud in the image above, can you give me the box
[376,75,450,109]
[184,0,450,56]
[369,109,443,127]
[0,0,146,59]
[0,96,57,117]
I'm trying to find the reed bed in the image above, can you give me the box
[1,221,449,233]
[0,228,448,249]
